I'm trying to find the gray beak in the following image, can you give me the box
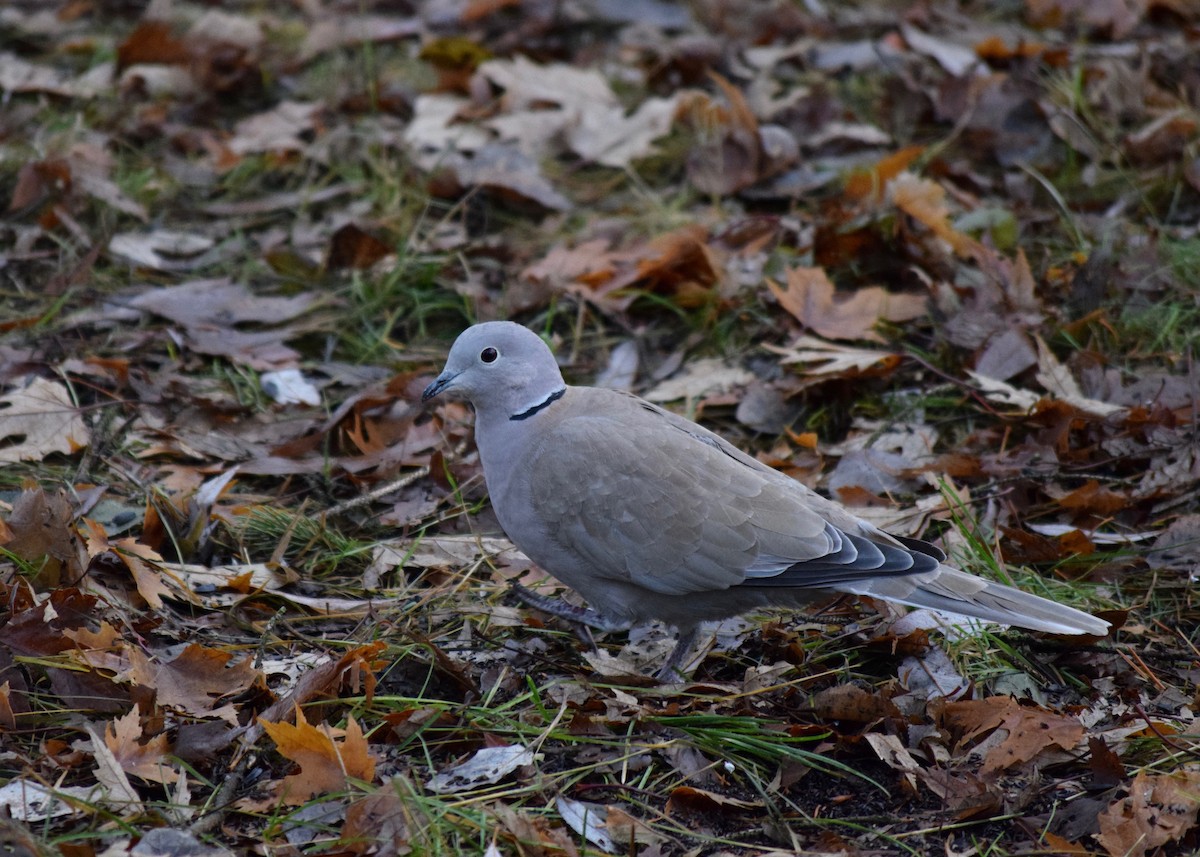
[422,371,458,402]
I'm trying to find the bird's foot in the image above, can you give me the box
[654,627,699,683]
[509,583,630,638]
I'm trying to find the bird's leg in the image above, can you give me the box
[655,626,699,683]
[509,583,630,649]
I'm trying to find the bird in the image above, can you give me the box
[422,321,1110,679]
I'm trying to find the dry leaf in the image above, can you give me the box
[86,724,143,817]
[643,358,754,402]
[768,266,927,342]
[943,696,1086,775]
[261,705,378,804]
[1034,336,1126,419]
[125,644,261,719]
[0,378,90,463]
[104,710,178,785]
[1096,769,1200,857]
[427,744,538,794]
[765,336,901,377]
[83,520,171,609]
[888,172,979,258]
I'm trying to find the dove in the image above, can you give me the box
[422,321,1109,679]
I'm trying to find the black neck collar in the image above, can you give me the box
[510,388,566,421]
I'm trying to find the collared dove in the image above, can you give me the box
[423,321,1110,679]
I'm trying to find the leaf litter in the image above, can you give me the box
[2,0,1200,854]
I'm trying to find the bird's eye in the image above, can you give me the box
[480,347,499,364]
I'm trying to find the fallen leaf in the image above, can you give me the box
[0,52,111,99]
[299,15,420,62]
[104,709,179,785]
[1096,769,1200,857]
[1053,480,1129,516]
[125,644,261,719]
[643,358,754,402]
[108,229,215,270]
[901,24,981,76]
[768,266,927,342]
[1025,0,1144,40]
[864,733,920,793]
[966,370,1040,411]
[665,786,761,816]
[261,705,378,804]
[83,520,171,609]
[888,172,979,258]
[765,336,901,377]
[342,788,413,857]
[942,696,1086,775]
[1034,336,1126,419]
[86,724,143,817]
[0,377,90,462]
[426,744,538,794]
[681,72,761,195]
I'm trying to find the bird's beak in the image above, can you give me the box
[422,370,459,402]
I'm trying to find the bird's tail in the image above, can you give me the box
[837,564,1110,636]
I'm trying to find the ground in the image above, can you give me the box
[1,1,1199,855]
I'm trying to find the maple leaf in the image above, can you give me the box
[260,704,378,805]
[768,266,927,343]
[104,709,178,785]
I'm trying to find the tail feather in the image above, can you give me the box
[837,564,1110,636]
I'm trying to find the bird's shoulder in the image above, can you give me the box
[541,386,762,469]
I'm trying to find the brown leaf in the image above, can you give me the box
[0,683,18,732]
[342,788,412,857]
[494,805,580,857]
[1096,770,1200,857]
[104,709,177,785]
[117,21,191,71]
[125,643,260,718]
[83,520,171,609]
[844,146,924,202]
[942,696,1086,775]
[522,239,617,290]
[1056,480,1129,516]
[683,72,761,195]
[1025,0,1144,40]
[889,172,979,259]
[562,225,722,311]
[129,278,320,327]
[1123,109,1198,165]
[665,786,760,817]
[1088,737,1124,789]
[768,266,927,342]
[327,223,393,270]
[3,487,86,589]
[808,683,899,723]
[261,706,378,804]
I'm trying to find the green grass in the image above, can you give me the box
[232,505,378,577]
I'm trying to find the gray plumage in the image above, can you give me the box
[422,322,1109,677]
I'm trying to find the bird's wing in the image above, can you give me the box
[526,391,929,596]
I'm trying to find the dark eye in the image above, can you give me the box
[480,347,499,364]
